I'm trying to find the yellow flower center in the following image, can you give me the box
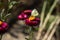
[0,21,3,25]
[29,16,35,20]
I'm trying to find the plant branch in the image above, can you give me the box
[36,1,47,40]
[42,16,59,40]
[47,19,60,40]
[36,0,59,40]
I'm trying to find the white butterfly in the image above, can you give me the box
[31,9,39,16]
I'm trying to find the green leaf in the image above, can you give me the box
[8,1,18,9]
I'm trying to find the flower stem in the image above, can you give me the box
[28,27,34,40]
[0,34,3,40]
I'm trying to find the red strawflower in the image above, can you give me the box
[25,17,40,26]
[18,10,32,20]
[0,21,8,32]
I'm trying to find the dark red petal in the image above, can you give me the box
[24,10,32,13]
[2,22,8,28]
[23,10,32,15]
[35,18,40,21]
